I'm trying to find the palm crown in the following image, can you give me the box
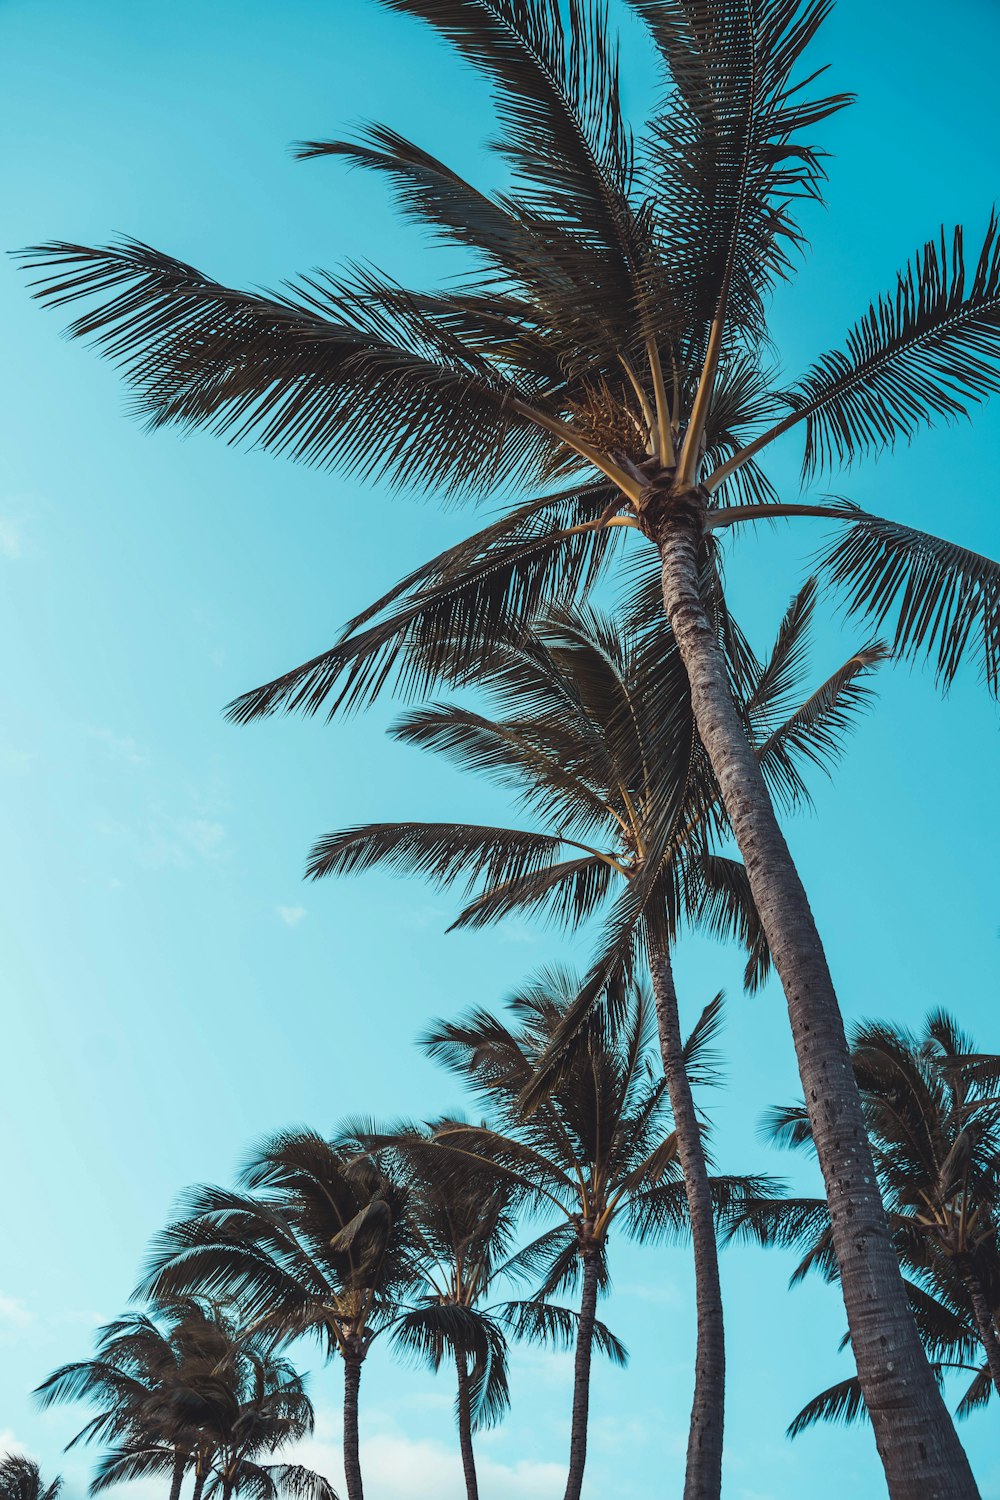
[20,0,1000,718]
[35,1302,332,1500]
[310,585,882,1022]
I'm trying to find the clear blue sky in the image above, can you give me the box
[1,2,998,1497]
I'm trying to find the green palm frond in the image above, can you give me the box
[18,240,554,494]
[786,1375,867,1437]
[494,1298,628,1364]
[785,217,1000,477]
[816,506,1000,695]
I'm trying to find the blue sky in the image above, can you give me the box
[1,1,999,1497]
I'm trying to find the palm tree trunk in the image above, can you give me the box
[191,1461,207,1500]
[963,1271,1000,1392]
[455,1350,480,1500]
[343,1354,365,1500]
[563,1248,600,1500]
[654,507,978,1500]
[649,941,724,1500]
[168,1454,186,1500]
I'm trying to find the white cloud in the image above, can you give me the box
[0,1431,32,1460]
[277,906,308,927]
[0,1292,33,1329]
[86,726,149,766]
[0,518,26,559]
[290,1412,565,1500]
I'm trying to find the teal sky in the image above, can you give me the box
[2,2,999,1497]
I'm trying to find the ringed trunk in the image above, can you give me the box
[455,1349,480,1500]
[652,500,978,1500]
[649,941,725,1500]
[343,1354,365,1500]
[563,1249,600,1500]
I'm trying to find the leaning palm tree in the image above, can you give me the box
[402,967,762,1500]
[140,1132,421,1500]
[20,3,1000,1488]
[308,585,881,1500]
[0,1459,60,1500]
[729,1011,1000,1435]
[786,1266,996,1439]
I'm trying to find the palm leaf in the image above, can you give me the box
[817,506,1000,695]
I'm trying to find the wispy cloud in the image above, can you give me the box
[0,519,26,559]
[277,905,307,927]
[0,1292,32,1329]
[290,1408,565,1500]
[86,726,149,767]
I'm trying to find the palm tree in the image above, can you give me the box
[403,966,760,1500]
[729,1011,1000,1436]
[786,1269,996,1439]
[37,1301,237,1500]
[36,1303,333,1500]
[20,4,1000,1488]
[307,586,880,1500]
[386,1135,611,1500]
[140,1132,421,1500]
[0,1459,60,1500]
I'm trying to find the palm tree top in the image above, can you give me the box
[17,0,1000,710]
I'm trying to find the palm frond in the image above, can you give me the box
[784,217,1000,477]
[817,506,1000,695]
[787,1375,867,1437]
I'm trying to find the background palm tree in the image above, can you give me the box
[0,1458,60,1500]
[140,1134,423,1500]
[308,585,881,1500]
[384,1136,607,1500]
[36,1303,333,1500]
[20,2,1000,1488]
[402,966,761,1500]
[728,1011,1000,1434]
[36,1301,238,1500]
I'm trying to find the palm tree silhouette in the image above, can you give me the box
[0,1458,61,1500]
[385,1134,615,1500]
[140,1134,421,1500]
[309,586,879,1499]
[729,1010,1000,1435]
[20,4,1000,1488]
[36,1303,333,1500]
[396,966,762,1500]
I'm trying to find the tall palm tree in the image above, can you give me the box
[404,966,760,1500]
[729,1011,1000,1435]
[20,3,1000,1488]
[0,1459,60,1500]
[385,1135,612,1500]
[140,1132,421,1500]
[36,1303,333,1500]
[307,586,880,1500]
[785,1267,996,1439]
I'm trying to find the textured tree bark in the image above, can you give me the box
[563,1250,600,1500]
[964,1271,1000,1393]
[455,1350,480,1500]
[343,1355,365,1500]
[649,942,724,1500]
[190,1462,207,1500]
[168,1453,186,1500]
[654,506,979,1500]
